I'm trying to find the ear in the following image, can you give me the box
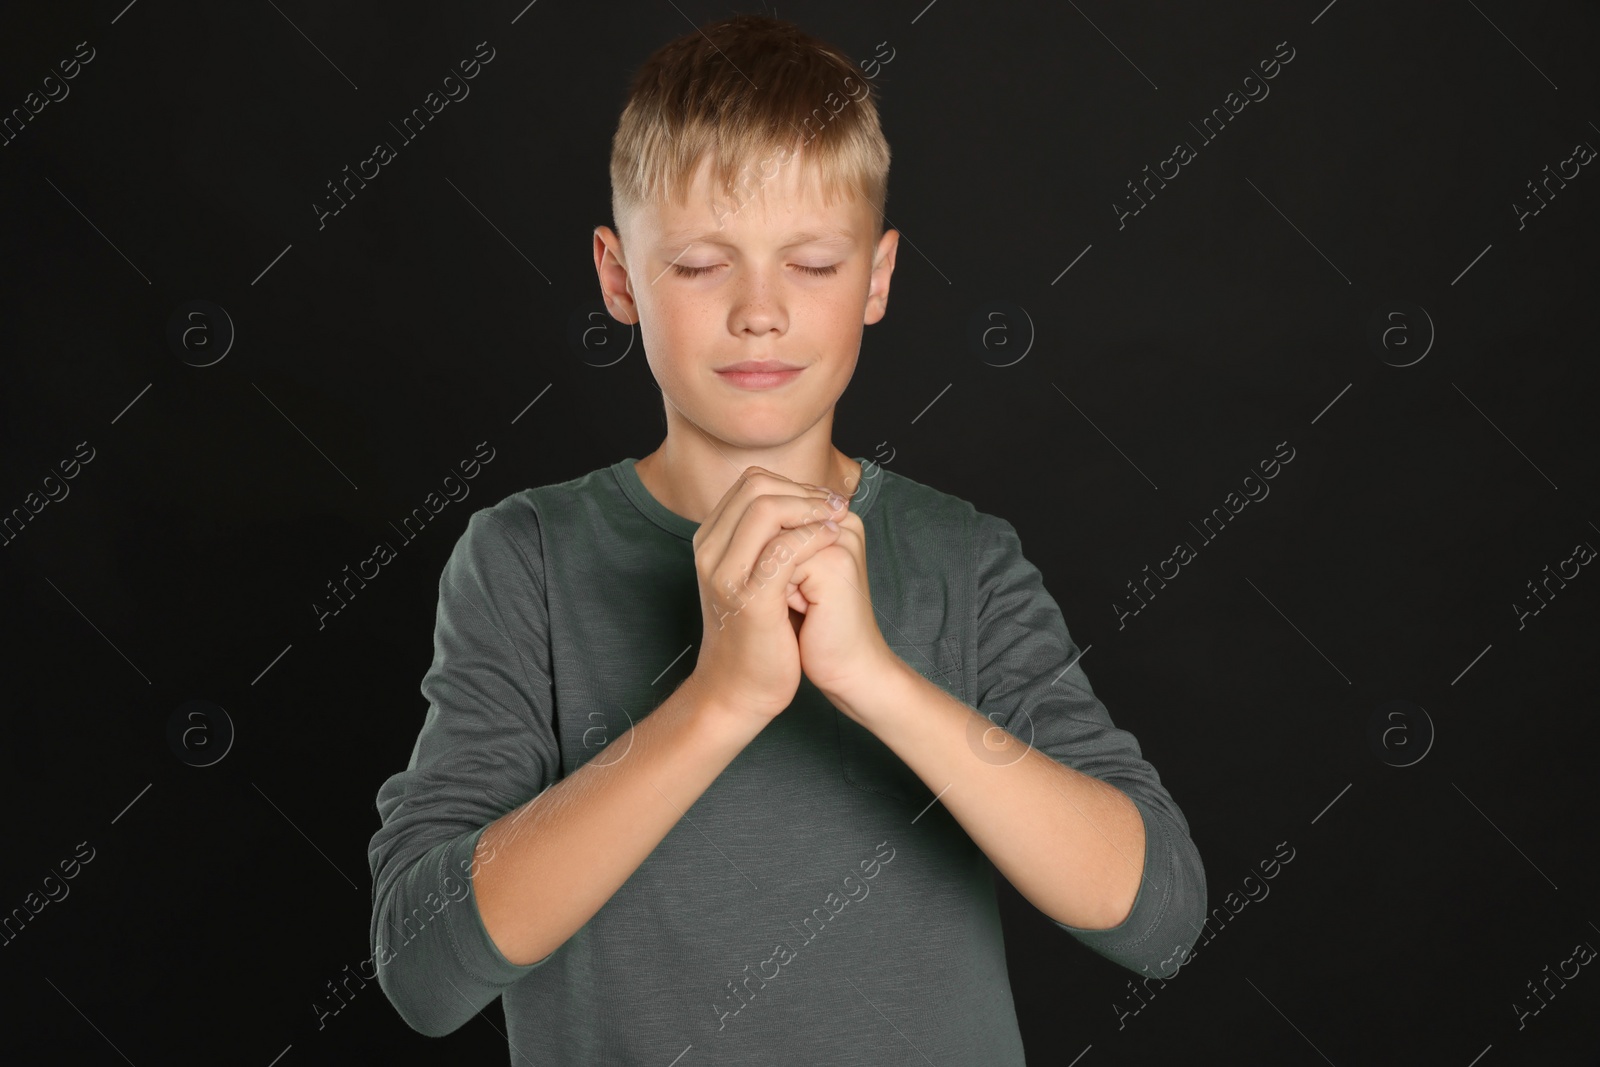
[594,225,638,324]
[863,228,899,325]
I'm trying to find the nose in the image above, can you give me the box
[730,264,787,337]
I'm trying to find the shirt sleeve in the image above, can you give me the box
[970,508,1207,979]
[367,505,564,1037]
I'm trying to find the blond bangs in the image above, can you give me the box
[609,15,890,241]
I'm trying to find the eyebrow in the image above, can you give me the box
[655,228,857,251]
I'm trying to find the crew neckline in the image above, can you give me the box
[614,456,882,541]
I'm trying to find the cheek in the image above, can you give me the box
[641,304,726,388]
[651,297,714,342]
[637,301,695,362]
[820,302,867,350]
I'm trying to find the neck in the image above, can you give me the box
[636,422,859,527]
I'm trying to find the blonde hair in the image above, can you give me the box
[608,14,891,246]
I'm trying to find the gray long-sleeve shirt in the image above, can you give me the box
[368,456,1207,1064]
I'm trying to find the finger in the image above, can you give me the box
[694,467,830,562]
[725,494,846,597]
[700,475,841,581]
[794,529,871,596]
[728,516,842,612]
[830,510,865,552]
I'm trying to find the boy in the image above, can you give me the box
[368,14,1206,1064]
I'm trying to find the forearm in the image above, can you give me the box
[473,673,764,965]
[830,658,1145,930]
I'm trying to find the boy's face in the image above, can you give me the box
[594,149,898,450]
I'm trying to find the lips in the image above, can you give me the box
[715,360,803,373]
[714,363,806,390]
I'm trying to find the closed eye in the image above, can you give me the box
[670,263,840,278]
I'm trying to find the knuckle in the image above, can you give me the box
[753,494,788,521]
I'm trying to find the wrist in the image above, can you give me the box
[679,671,775,744]
[817,645,916,727]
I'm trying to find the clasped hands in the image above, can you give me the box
[691,466,897,724]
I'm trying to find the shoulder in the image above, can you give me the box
[866,470,1047,624]
[865,465,1016,551]
[863,464,976,528]
[450,461,623,571]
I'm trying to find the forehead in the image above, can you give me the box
[642,152,869,249]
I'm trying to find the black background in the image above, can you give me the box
[2,1,1597,1063]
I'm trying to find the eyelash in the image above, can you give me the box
[670,263,839,279]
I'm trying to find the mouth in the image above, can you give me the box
[714,363,806,390]
[714,360,804,373]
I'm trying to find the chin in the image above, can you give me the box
[707,418,808,447]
